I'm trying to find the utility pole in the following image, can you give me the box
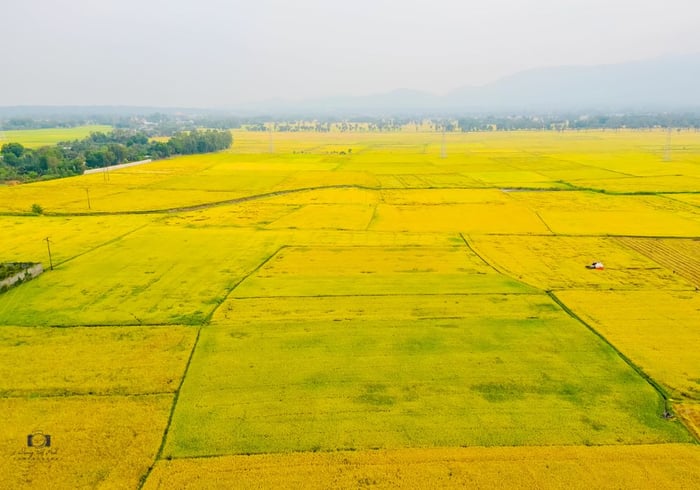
[85,188,91,210]
[441,126,447,159]
[664,127,672,162]
[268,126,275,154]
[44,237,53,271]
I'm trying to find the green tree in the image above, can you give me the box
[1,142,26,158]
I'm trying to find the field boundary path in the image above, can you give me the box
[83,159,152,175]
[6,182,700,218]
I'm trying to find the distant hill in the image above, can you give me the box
[237,54,700,116]
[446,53,700,113]
[3,55,699,118]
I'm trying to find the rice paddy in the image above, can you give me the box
[0,125,112,149]
[1,129,699,487]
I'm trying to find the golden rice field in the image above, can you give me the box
[470,235,696,290]
[144,444,700,489]
[0,326,196,397]
[0,225,282,326]
[164,291,685,458]
[0,395,172,489]
[0,324,196,488]
[616,237,700,287]
[554,290,700,401]
[1,129,699,488]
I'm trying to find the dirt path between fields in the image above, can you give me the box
[83,159,152,175]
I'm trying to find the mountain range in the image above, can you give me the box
[2,54,698,118]
[237,53,700,116]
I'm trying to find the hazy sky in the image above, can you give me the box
[2,0,698,107]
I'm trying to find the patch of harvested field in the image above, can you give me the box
[617,237,700,287]
[471,235,694,290]
[676,403,700,441]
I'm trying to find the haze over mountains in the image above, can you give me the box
[2,54,698,119]
[236,54,700,116]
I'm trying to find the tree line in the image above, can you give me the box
[0,129,232,182]
[5,110,700,135]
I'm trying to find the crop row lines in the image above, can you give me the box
[617,238,700,286]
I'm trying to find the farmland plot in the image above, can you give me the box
[471,235,695,290]
[555,290,700,401]
[508,191,700,236]
[231,246,538,297]
[163,242,689,457]
[145,444,700,489]
[0,326,196,397]
[0,214,152,265]
[0,395,172,489]
[368,202,549,234]
[0,324,195,489]
[0,225,282,325]
[164,290,689,457]
[2,129,700,488]
[616,237,700,287]
[0,125,112,148]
